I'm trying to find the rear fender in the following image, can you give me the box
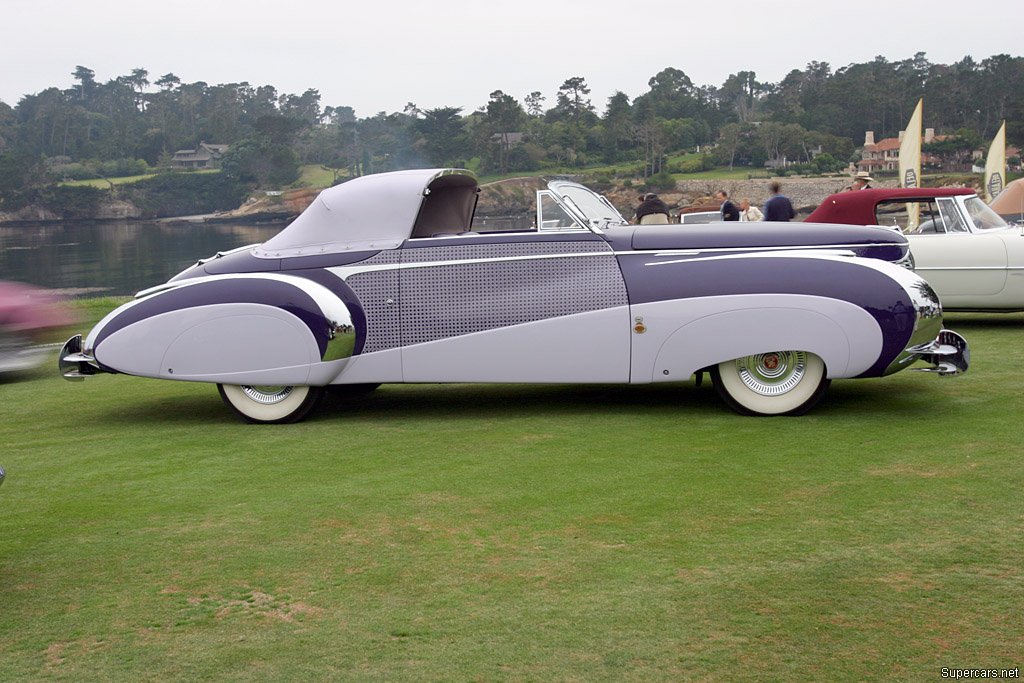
[635,295,884,382]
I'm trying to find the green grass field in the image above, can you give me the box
[60,169,221,188]
[1,304,1022,680]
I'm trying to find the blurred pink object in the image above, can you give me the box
[0,280,74,373]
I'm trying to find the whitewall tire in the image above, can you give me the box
[217,384,325,424]
[712,351,829,416]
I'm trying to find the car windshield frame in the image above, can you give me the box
[547,181,629,230]
[960,195,1010,231]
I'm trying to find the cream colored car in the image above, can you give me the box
[808,188,1024,311]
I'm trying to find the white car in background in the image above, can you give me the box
[808,188,1024,311]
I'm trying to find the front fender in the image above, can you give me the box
[85,274,355,385]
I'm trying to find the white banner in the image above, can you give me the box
[899,99,923,228]
[984,121,1006,202]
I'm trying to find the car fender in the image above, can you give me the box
[85,274,355,385]
[633,294,884,383]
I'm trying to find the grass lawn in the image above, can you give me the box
[60,170,221,188]
[60,174,158,188]
[673,168,767,181]
[294,165,344,190]
[1,304,1022,680]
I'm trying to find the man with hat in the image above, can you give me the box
[850,172,873,191]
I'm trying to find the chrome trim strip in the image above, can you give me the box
[409,228,594,241]
[327,250,613,280]
[626,241,904,258]
[327,245,875,281]
[914,266,1023,272]
[643,249,858,268]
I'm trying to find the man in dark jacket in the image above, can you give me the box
[716,190,740,221]
[762,182,796,221]
[635,193,671,224]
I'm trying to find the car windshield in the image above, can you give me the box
[549,182,628,228]
[963,196,1009,231]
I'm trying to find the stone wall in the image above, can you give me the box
[633,177,899,213]
[699,177,897,210]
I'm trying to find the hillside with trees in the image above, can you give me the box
[1,53,1022,219]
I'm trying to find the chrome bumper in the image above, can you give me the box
[906,329,970,376]
[58,334,106,381]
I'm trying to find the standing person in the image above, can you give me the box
[850,172,873,190]
[738,198,763,222]
[762,182,796,222]
[716,190,740,221]
[634,193,670,224]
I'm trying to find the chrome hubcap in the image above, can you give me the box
[735,351,806,396]
[240,385,294,405]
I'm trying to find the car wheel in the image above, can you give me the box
[711,351,829,416]
[217,384,325,424]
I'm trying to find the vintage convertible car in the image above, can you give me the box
[807,187,1024,311]
[60,169,968,422]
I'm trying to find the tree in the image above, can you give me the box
[121,68,150,112]
[923,128,983,170]
[811,152,842,174]
[481,91,525,174]
[221,137,299,188]
[632,97,667,178]
[254,114,306,145]
[279,88,322,126]
[599,91,633,162]
[714,122,755,170]
[0,153,50,207]
[72,66,97,103]
[0,101,14,152]
[155,73,180,91]
[719,71,762,123]
[525,91,545,118]
[415,106,467,166]
[1008,97,1024,147]
[551,76,596,128]
[638,67,697,120]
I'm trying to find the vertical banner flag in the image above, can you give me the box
[984,121,1006,202]
[899,99,923,229]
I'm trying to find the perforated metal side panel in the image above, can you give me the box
[344,251,401,354]
[343,241,628,353]
[400,241,627,347]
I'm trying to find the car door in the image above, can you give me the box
[908,197,1007,303]
[1000,227,1024,306]
[397,231,631,383]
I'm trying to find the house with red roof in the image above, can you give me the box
[857,129,944,173]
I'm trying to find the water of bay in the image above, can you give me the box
[0,220,283,297]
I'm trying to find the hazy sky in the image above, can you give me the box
[3,0,1022,117]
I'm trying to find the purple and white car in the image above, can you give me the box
[60,168,968,422]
